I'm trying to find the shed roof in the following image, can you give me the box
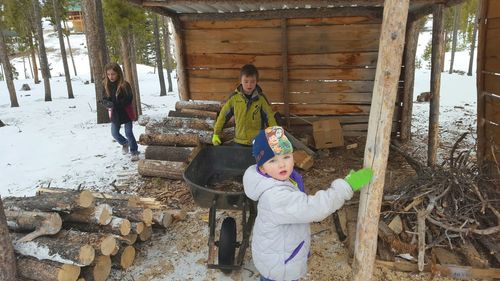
[130,0,463,18]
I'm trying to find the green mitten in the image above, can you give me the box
[212,134,221,146]
[345,168,374,191]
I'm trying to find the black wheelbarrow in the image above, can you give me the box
[183,146,257,273]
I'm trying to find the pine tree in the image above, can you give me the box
[153,14,166,96]
[3,0,40,83]
[0,19,19,107]
[32,0,52,101]
[51,0,74,98]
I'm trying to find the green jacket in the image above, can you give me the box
[214,85,277,145]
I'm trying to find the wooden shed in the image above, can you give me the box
[477,0,500,179]
[130,0,466,139]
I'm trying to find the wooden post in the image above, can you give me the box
[281,18,290,128]
[352,1,409,280]
[427,4,445,167]
[171,16,189,101]
[0,196,17,281]
[476,0,487,169]
[400,18,420,142]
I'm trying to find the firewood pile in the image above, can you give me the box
[137,100,234,180]
[4,187,186,281]
[341,134,500,279]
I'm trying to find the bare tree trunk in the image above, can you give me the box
[153,15,166,96]
[0,196,17,281]
[449,4,461,74]
[0,21,19,107]
[162,16,173,92]
[130,34,142,117]
[32,0,52,101]
[82,0,109,123]
[29,34,40,84]
[95,0,109,65]
[52,0,74,99]
[468,3,479,76]
[63,21,77,76]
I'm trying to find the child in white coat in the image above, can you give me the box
[243,126,373,281]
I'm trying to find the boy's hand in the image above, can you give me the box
[345,168,373,192]
[212,134,221,146]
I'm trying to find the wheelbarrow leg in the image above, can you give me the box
[236,199,257,265]
[207,198,217,266]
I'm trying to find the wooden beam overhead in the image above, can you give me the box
[178,7,383,21]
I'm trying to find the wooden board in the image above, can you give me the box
[189,78,282,101]
[288,16,381,26]
[183,18,281,29]
[289,52,378,68]
[484,73,500,94]
[289,80,374,93]
[187,54,282,68]
[484,94,500,123]
[271,104,370,115]
[185,28,281,54]
[288,25,380,54]
[188,68,281,80]
[485,27,500,56]
[288,92,372,104]
[487,0,500,18]
[289,68,376,81]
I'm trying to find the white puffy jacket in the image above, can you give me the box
[243,165,354,281]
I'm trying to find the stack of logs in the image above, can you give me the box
[4,187,185,281]
[137,100,234,180]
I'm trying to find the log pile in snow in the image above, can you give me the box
[3,187,186,281]
[137,100,233,180]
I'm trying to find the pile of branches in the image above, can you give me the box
[385,133,499,260]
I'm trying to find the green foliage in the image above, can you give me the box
[103,0,154,66]
[42,0,71,25]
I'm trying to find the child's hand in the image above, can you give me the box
[345,168,373,191]
[212,134,221,146]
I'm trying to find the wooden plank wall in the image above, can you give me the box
[477,0,500,177]
[183,16,403,136]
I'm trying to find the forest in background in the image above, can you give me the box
[0,0,480,111]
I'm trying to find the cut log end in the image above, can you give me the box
[142,208,153,226]
[100,235,118,256]
[138,226,153,241]
[78,190,94,208]
[112,245,136,269]
[59,264,81,281]
[89,255,111,281]
[120,219,131,236]
[79,244,96,266]
[95,204,112,225]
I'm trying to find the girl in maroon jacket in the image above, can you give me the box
[101,62,139,161]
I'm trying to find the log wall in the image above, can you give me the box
[477,0,500,178]
[181,15,405,137]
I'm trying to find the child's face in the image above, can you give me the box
[259,153,294,181]
[107,69,118,82]
[241,74,257,95]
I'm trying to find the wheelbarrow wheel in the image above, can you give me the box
[218,217,237,273]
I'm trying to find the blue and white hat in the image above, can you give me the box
[252,126,293,167]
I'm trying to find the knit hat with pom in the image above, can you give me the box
[252,126,293,167]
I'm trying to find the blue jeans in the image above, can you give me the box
[111,121,138,153]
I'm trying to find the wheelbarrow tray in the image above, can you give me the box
[183,146,254,210]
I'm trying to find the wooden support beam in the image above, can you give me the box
[352,0,409,280]
[281,18,290,129]
[427,4,445,167]
[171,15,189,101]
[177,6,383,21]
[400,18,420,142]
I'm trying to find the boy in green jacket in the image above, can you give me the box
[212,64,277,146]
